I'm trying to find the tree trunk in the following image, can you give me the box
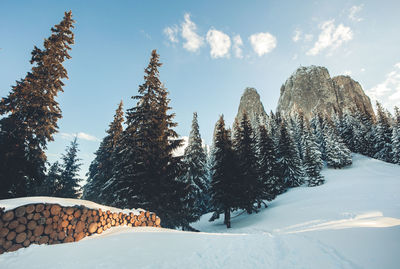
[224,208,231,228]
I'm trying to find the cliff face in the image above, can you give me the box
[236,87,268,127]
[277,66,375,119]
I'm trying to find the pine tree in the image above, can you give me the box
[303,127,324,186]
[57,137,82,198]
[0,11,75,199]
[209,115,237,228]
[310,112,327,160]
[257,124,281,200]
[277,120,305,189]
[232,112,261,213]
[107,50,185,228]
[37,162,62,196]
[374,101,393,163]
[179,112,208,229]
[83,101,124,203]
[290,111,306,162]
[392,107,400,164]
[324,120,352,169]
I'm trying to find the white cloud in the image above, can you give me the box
[304,34,313,42]
[349,5,363,22]
[181,13,204,52]
[163,25,179,43]
[59,132,100,142]
[307,20,353,56]
[249,32,277,57]
[206,29,231,59]
[292,53,298,60]
[361,68,366,72]
[366,63,400,111]
[293,29,301,42]
[233,35,243,59]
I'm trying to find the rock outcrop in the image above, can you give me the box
[277,66,375,119]
[236,87,268,127]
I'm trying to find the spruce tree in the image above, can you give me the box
[179,112,208,229]
[277,120,305,189]
[83,101,124,203]
[37,162,62,196]
[257,124,281,200]
[303,127,324,186]
[108,50,185,228]
[209,115,237,228]
[0,11,74,199]
[324,120,352,168]
[374,101,393,163]
[232,112,261,213]
[57,137,82,198]
[392,107,400,164]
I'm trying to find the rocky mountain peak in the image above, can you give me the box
[236,87,267,128]
[277,65,375,119]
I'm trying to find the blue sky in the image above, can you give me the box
[1,0,399,179]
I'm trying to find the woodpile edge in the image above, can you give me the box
[0,204,161,254]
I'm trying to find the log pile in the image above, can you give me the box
[0,204,161,254]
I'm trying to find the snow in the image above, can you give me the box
[1,154,400,268]
[0,196,144,215]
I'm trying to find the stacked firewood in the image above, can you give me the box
[0,203,161,254]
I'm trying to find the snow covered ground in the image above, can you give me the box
[1,154,399,268]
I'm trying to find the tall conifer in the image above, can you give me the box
[0,11,74,198]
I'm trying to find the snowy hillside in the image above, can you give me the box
[1,154,399,269]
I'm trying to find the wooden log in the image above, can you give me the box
[15,232,27,244]
[30,236,35,242]
[75,221,85,233]
[0,228,9,238]
[151,214,156,222]
[97,227,103,234]
[80,214,87,222]
[145,211,150,218]
[50,205,62,216]
[15,206,26,218]
[92,210,97,216]
[111,219,116,226]
[107,223,111,229]
[63,236,74,243]
[155,218,161,226]
[50,231,58,240]
[33,225,44,237]
[8,220,19,230]
[74,232,85,241]
[58,231,66,240]
[39,236,49,245]
[73,210,81,219]
[26,204,35,214]
[6,231,16,241]
[88,223,97,234]
[2,211,14,222]
[61,220,69,228]
[141,222,146,227]
[8,244,23,252]
[33,213,41,221]
[53,215,59,222]
[67,224,72,230]
[35,204,45,213]
[46,218,53,225]
[27,230,32,239]
[42,210,50,218]
[26,213,33,220]
[67,215,73,221]
[17,216,27,225]
[44,225,53,235]
[45,204,51,211]
[27,220,37,230]
[15,224,26,233]
[3,240,12,250]
[23,239,30,247]
[66,207,74,215]
[62,214,68,221]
